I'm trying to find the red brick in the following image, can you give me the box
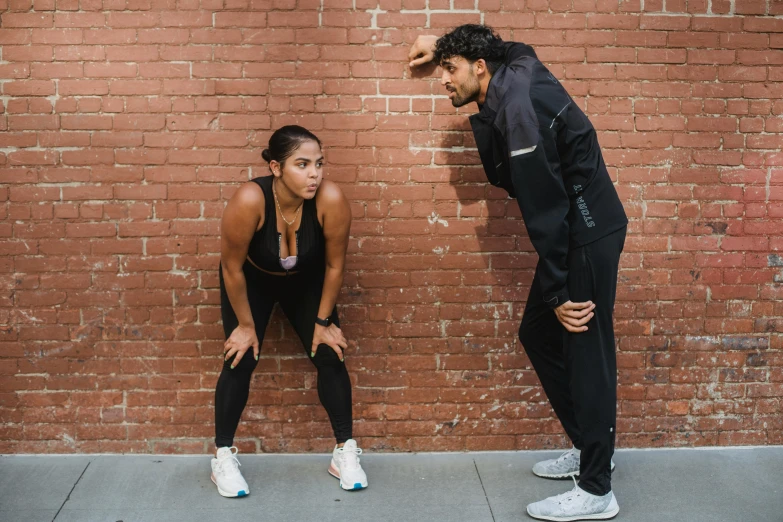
[215,12,267,27]
[2,12,53,27]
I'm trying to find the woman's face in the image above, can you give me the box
[272,140,323,200]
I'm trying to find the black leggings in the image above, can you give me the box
[214,262,352,447]
[519,226,626,497]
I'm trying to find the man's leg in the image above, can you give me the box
[565,226,625,496]
[519,268,582,448]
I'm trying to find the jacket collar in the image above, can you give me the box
[470,64,507,127]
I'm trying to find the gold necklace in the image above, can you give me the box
[272,178,302,226]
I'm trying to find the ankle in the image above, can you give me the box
[578,485,609,497]
[215,446,230,457]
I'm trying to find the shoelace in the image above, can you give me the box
[557,477,583,505]
[556,448,578,465]
[336,445,363,470]
[216,446,242,475]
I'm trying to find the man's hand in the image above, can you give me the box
[408,35,438,68]
[554,301,596,333]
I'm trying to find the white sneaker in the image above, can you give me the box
[210,446,250,498]
[328,439,368,491]
[526,479,619,521]
[532,447,616,479]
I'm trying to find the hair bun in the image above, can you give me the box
[261,149,271,162]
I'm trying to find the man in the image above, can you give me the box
[408,25,628,521]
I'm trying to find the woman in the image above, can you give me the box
[211,125,367,497]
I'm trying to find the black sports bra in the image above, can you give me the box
[246,176,325,274]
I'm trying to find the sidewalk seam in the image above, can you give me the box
[51,460,91,522]
[473,458,496,522]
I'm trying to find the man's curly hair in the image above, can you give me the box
[433,24,506,75]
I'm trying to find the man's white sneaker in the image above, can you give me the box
[210,446,250,498]
[328,439,368,491]
[526,479,619,521]
[532,447,616,479]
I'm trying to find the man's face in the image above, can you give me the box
[440,56,481,108]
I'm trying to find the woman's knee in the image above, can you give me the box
[311,344,344,369]
[222,349,258,375]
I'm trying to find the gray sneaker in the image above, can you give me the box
[532,447,616,479]
[526,480,619,521]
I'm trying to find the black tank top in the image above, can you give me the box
[246,176,325,274]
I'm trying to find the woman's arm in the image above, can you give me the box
[312,180,352,360]
[220,183,264,365]
[317,180,351,320]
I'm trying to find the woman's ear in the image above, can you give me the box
[270,160,281,177]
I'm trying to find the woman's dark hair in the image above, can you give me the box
[261,125,322,167]
[433,24,506,75]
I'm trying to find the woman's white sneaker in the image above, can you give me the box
[211,446,250,498]
[328,439,368,491]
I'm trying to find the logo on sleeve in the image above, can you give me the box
[575,195,595,228]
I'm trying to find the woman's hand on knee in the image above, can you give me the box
[312,324,348,362]
[224,325,259,369]
[554,301,596,333]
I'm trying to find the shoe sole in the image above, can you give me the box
[526,505,619,521]
[328,462,368,491]
[533,463,616,480]
[211,473,249,498]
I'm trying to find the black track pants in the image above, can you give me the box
[519,226,626,496]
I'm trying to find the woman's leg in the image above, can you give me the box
[214,265,276,447]
[279,273,367,490]
[279,273,352,443]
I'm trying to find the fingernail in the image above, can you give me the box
[255,355,258,361]
[340,358,344,363]
[230,364,235,369]
[310,352,315,358]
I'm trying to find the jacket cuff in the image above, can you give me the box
[543,288,570,309]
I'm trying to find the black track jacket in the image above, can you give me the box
[469,42,628,309]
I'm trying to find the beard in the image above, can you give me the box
[449,69,481,107]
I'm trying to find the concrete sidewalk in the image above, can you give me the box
[1,447,781,522]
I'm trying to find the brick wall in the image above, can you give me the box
[1,0,781,454]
